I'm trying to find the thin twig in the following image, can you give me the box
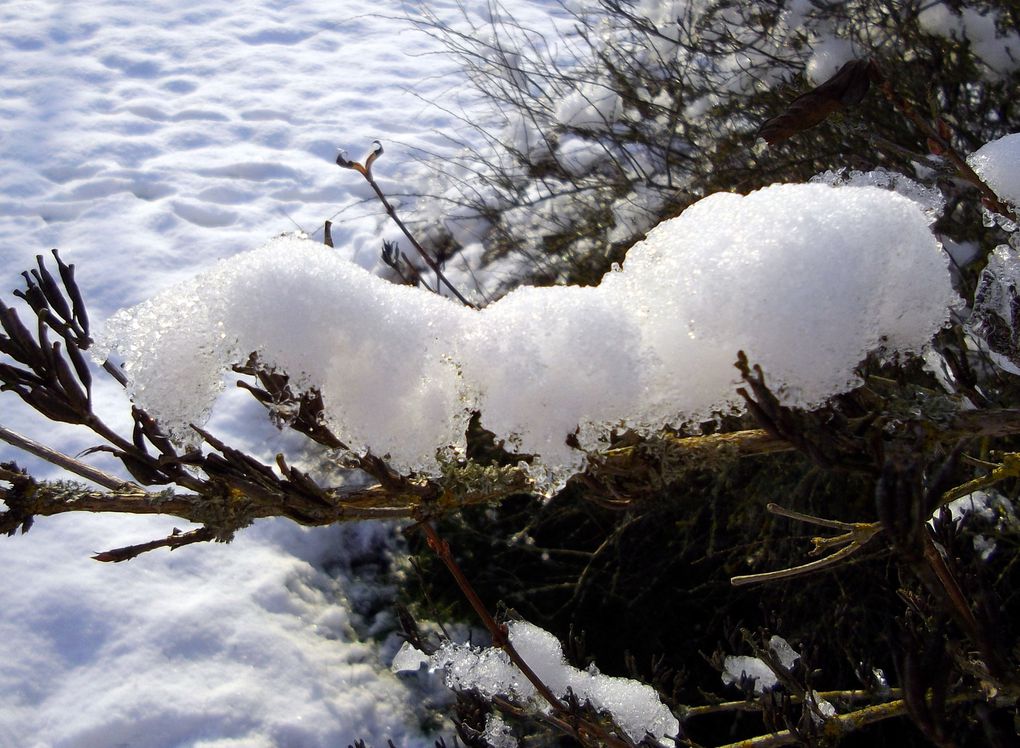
[337,142,475,307]
[0,423,136,491]
[731,503,882,586]
[417,520,633,748]
[682,688,904,719]
[873,69,1016,220]
[712,693,978,748]
[92,526,216,562]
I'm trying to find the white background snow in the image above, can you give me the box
[0,2,567,746]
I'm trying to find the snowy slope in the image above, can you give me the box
[0,2,564,746]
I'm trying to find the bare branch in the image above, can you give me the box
[0,423,136,491]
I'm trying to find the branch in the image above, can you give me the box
[730,503,882,587]
[418,520,633,748]
[337,142,476,308]
[712,693,979,748]
[92,526,216,562]
[7,406,1020,546]
[0,423,135,491]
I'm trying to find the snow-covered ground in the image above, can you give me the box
[0,2,563,746]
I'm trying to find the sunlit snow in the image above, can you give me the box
[104,182,959,491]
[722,635,800,695]
[967,132,1020,210]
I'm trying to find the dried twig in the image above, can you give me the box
[0,424,135,491]
[337,142,475,307]
[92,526,216,562]
[731,503,882,586]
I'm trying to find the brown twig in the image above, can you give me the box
[337,142,475,308]
[92,526,216,562]
[871,68,1016,221]
[0,423,136,491]
[8,407,1020,542]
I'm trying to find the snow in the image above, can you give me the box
[100,234,476,472]
[918,4,1020,79]
[967,132,1020,211]
[0,517,438,747]
[722,635,800,695]
[0,1,567,745]
[482,712,518,748]
[103,182,958,492]
[805,38,857,86]
[394,619,680,745]
[933,490,1019,561]
[0,2,989,744]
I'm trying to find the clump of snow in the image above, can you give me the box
[807,690,837,724]
[460,283,647,486]
[933,489,1018,561]
[601,183,958,429]
[392,641,431,673]
[394,620,680,745]
[555,81,623,130]
[102,182,958,492]
[722,635,800,694]
[967,132,1020,211]
[918,4,1020,79]
[482,712,518,748]
[101,234,477,475]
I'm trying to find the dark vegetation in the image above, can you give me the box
[397,1,1020,745]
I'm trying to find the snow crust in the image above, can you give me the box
[103,183,957,484]
[394,620,680,745]
[103,182,959,491]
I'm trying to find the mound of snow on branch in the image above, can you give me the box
[101,182,959,492]
[967,132,1020,210]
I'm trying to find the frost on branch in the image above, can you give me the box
[393,619,680,745]
[101,182,959,492]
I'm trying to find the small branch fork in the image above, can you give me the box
[731,503,882,586]
[337,142,476,308]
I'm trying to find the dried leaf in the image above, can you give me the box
[758,58,877,146]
